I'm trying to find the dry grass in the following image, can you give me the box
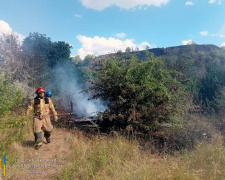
[54,132,225,180]
[3,115,225,180]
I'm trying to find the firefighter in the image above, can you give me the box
[27,87,58,150]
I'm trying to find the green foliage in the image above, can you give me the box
[0,73,27,165]
[0,73,24,116]
[22,32,52,57]
[48,41,72,67]
[116,50,123,56]
[22,32,72,87]
[125,47,131,53]
[198,63,225,112]
[90,55,184,130]
[164,54,195,78]
[81,54,95,67]
[0,113,28,165]
[71,55,82,64]
[22,32,72,68]
[148,45,225,114]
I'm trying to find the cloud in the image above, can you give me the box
[138,41,153,49]
[221,42,225,47]
[209,0,224,4]
[200,31,208,36]
[76,35,156,59]
[212,33,225,38]
[0,20,25,44]
[75,14,83,18]
[14,32,26,44]
[0,20,12,35]
[116,32,126,38]
[78,0,170,10]
[182,40,194,45]
[185,1,194,6]
[212,23,225,38]
[219,23,225,37]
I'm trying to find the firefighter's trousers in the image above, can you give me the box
[33,116,53,143]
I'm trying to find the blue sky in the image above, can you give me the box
[0,0,225,58]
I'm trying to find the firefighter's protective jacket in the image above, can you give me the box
[27,96,58,133]
[27,96,57,118]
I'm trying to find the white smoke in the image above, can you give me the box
[48,60,106,116]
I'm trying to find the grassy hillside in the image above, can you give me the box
[133,44,223,60]
[4,117,225,180]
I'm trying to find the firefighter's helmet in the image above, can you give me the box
[36,87,46,94]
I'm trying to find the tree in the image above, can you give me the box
[125,47,131,53]
[89,55,184,131]
[197,63,225,112]
[0,73,24,115]
[0,33,30,83]
[22,33,51,87]
[48,41,72,67]
[116,50,122,56]
[22,32,72,68]
[82,54,95,67]
[22,32,52,60]
[71,55,82,64]
[22,32,72,87]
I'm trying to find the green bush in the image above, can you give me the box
[0,73,24,115]
[89,55,185,131]
[0,73,26,164]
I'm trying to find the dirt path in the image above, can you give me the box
[7,128,75,180]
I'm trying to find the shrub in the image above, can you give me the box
[0,73,24,116]
[89,55,185,131]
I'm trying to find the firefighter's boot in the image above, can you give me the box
[44,130,52,144]
[34,132,42,150]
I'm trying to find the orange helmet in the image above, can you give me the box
[36,87,46,94]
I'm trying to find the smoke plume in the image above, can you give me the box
[48,59,106,116]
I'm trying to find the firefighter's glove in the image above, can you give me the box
[54,116,58,122]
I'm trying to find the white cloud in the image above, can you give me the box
[209,0,216,3]
[221,42,225,47]
[219,23,225,37]
[0,20,25,44]
[209,0,224,4]
[116,32,126,38]
[200,31,208,36]
[212,33,225,38]
[185,1,194,6]
[182,40,194,45]
[138,41,153,49]
[77,35,156,59]
[75,14,82,18]
[0,20,12,35]
[14,32,26,44]
[78,0,170,10]
[212,23,225,38]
